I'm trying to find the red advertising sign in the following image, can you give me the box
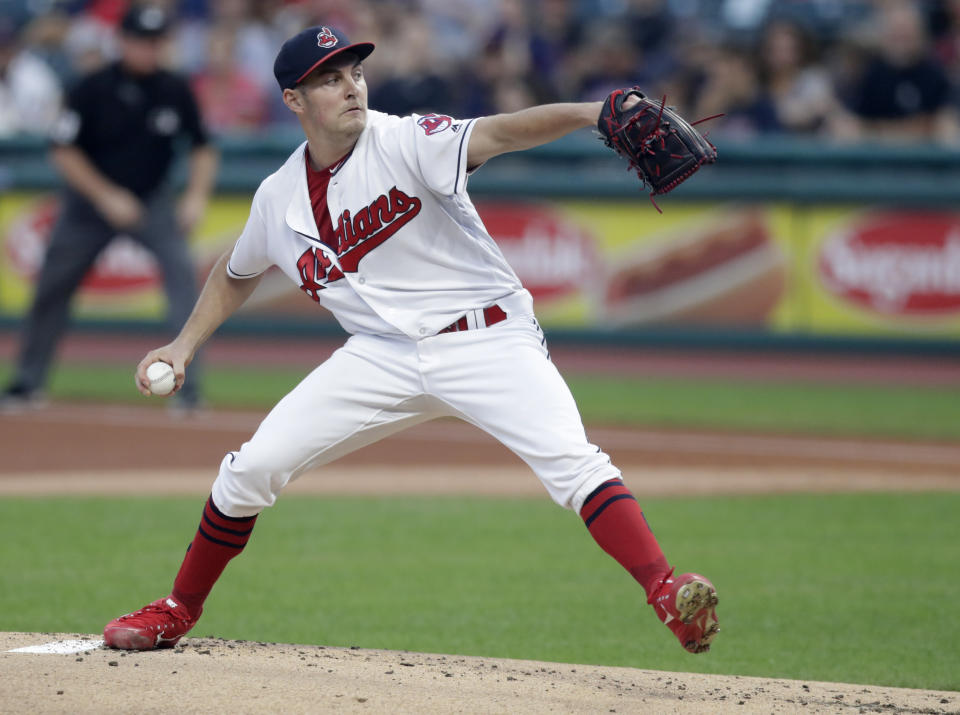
[477,202,597,301]
[818,212,960,316]
[4,198,160,293]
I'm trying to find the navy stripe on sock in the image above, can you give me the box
[584,493,637,529]
[197,524,247,550]
[202,512,254,538]
[207,496,257,523]
[581,479,624,510]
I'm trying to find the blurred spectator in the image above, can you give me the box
[687,43,780,137]
[62,12,117,77]
[16,11,76,85]
[763,0,875,44]
[367,12,455,116]
[625,0,677,49]
[457,0,560,117]
[847,0,960,143]
[569,20,643,101]
[720,0,775,36]
[932,0,959,67]
[622,0,681,84]
[0,15,62,137]
[282,0,367,37]
[5,0,960,144]
[419,0,496,64]
[459,34,534,117]
[574,0,684,102]
[932,0,960,89]
[493,0,562,81]
[191,24,269,132]
[535,0,583,74]
[176,0,283,93]
[756,19,858,138]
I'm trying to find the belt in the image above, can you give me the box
[437,304,507,334]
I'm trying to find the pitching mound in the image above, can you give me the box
[2,633,956,714]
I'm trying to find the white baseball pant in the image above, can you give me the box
[211,311,621,517]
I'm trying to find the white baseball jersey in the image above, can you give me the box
[227,109,534,338]
[212,108,619,520]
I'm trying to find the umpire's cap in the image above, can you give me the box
[120,5,171,37]
[273,25,375,91]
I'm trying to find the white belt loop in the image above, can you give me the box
[466,309,482,330]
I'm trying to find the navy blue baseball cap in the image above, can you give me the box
[273,25,375,90]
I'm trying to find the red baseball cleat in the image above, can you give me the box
[103,596,200,650]
[649,571,719,653]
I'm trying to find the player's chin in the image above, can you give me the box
[341,109,366,127]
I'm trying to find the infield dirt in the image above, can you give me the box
[3,632,959,714]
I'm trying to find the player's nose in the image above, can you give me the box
[344,74,362,96]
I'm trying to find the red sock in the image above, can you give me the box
[171,495,257,617]
[580,479,670,599]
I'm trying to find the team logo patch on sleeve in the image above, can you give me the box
[417,114,453,135]
[317,27,338,48]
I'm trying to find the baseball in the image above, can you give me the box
[146,361,176,396]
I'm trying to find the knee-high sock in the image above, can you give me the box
[171,495,257,617]
[580,479,670,599]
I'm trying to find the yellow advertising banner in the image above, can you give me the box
[0,191,250,319]
[481,200,960,338]
[2,192,959,338]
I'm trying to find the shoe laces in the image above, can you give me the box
[646,567,675,605]
[118,600,191,625]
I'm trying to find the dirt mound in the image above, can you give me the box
[2,632,956,714]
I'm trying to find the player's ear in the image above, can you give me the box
[282,88,304,114]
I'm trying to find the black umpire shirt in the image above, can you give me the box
[51,61,210,198]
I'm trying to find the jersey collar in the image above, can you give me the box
[284,142,321,241]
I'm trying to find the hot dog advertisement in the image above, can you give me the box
[595,209,786,327]
[2,192,959,339]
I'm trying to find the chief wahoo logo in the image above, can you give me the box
[317,27,338,48]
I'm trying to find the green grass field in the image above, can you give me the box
[2,357,959,692]
[4,360,960,441]
[1,493,957,692]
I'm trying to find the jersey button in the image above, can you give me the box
[358,277,366,284]
[419,327,427,335]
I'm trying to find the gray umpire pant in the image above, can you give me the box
[11,189,202,403]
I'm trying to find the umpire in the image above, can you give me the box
[2,4,217,411]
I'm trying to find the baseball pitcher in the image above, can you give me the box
[103,24,719,655]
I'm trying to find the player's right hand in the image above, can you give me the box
[98,188,144,230]
[135,344,190,397]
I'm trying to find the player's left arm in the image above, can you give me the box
[177,144,219,233]
[177,77,220,233]
[466,101,603,167]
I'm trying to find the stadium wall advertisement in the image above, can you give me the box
[2,191,959,339]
